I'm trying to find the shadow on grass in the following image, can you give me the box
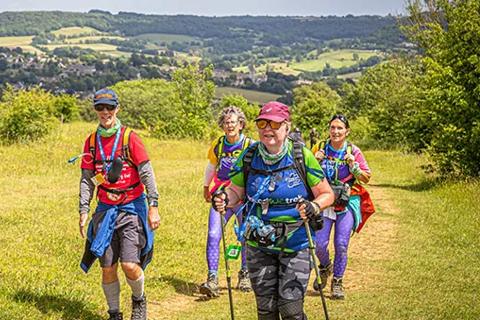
[152,275,199,297]
[371,178,440,192]
[12,289,102,320]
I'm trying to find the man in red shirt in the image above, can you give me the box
[78,88,160,320]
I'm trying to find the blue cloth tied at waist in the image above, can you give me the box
[81,194,154,273]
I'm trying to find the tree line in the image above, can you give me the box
[0,11,404,52]
[2,1,477,178]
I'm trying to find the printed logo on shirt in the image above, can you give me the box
[286,172,302,189]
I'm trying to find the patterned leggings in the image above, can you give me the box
[206,206,246,272]
[314,209,354,278]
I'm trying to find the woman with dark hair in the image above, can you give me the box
[311,114,374,300]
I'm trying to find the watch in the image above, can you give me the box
[149,199,158,207]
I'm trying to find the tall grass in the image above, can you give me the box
[0,123,478,319]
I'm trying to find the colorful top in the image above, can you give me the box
[81,127,149,205]
[230,140,324,253]
[312,140,370,184]
[312,140,372,230]
[207,134,252,181]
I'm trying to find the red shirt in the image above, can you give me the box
[81,127,149,205]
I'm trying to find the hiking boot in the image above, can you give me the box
[199,273,219,297]
[131,295,147,320]
[331,277,345,300]
[237,269,252,292]
[107,310,123,320]
[313,263,332,291]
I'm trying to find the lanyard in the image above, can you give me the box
[96,128,122,173]
[324,143,346,183]
[234,175,271,242]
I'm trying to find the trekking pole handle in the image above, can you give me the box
[212,189,229,214]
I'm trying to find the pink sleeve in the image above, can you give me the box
[352,145,371,174]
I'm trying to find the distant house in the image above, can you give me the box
[253,73,268,85]
[213,69,231,81]
[66,64,96,76]
[293,79,313,86]
[234,73,251,87]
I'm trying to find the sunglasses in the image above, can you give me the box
[330,114,349,128]
[94,104,117,112]
[256,119,284,130]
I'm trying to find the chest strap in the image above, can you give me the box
[98,181,140,195]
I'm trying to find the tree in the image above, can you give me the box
[171,63,216,139]
[403,0,480,176]
[291,82,341,133]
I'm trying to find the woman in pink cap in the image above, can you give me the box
[212,101,334,320]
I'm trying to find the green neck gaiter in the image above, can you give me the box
[258,141,289,165]
[98,119,122,137]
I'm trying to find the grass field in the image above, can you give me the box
[51,27,103,37]
[63,36,124,45]
[291,49,380,72]
[0,35,34,47]
[234,50,380,75]
[134,33,197,44]
[337,71,363,80]
[42,43,127,57]
[215,87,280,105]
[0,122,478,319]
[233,62,300,76]
[0,36,44,54]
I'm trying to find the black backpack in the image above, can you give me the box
[241,138,323,231]
[242,137,313,200]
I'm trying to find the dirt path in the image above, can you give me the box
[344,182,400,292]
[148,294,200,320]
[147,182,400,318]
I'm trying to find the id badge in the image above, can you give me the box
[91,173,106,186]
[225,244,242,260]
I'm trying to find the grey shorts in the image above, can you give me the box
[93,211,146,267]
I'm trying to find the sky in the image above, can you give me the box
[0,0,407,16]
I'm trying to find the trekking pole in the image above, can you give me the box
[304,219,329,320]
[221,215,235,320]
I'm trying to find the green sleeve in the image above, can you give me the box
[303,147,325,187]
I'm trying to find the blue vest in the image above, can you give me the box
[246,149,312,253]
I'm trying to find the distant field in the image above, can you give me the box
[0,35,33,47]
[291,49,380,72]
[233,50,379,75]
[0,35,44,54]
[43,43,119,53]
[215,87,280,105]
[338,71,363,79]
[175,52,202,63]
[51,26,102,37]
[233,62,300,76]
[134,33,197,44]
[63,35,124,44]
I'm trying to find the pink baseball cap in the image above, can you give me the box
[256,101,291,122]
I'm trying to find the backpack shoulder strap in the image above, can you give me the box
[242,136,252,150]
[346,142,353,155]
[121,126,135,167]
[292,141,314,200]
[242,142,259,185]
[320,140,327,152]
[88,131,96,160]
[214,136,224,162]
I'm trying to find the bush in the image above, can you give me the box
[0,86,58,144]
[52,94,79,123]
